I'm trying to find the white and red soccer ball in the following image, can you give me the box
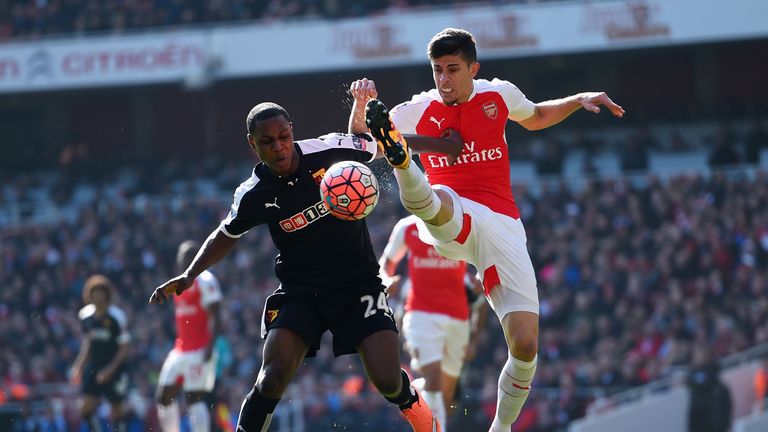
[320,161,379,220]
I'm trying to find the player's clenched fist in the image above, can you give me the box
[349,78,378,102]
[149,274,194,304]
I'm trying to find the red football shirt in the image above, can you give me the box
[382,216,469,320]
[173,270,222,352]
[391,78,536,219]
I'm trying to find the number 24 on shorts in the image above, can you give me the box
[361,292,393,318]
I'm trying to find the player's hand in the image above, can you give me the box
[441,128,464,165]
[383,274,402,296]
[96,368,113,384]
[349,78,378,103]
[149,274,194,304]
[577,92,625,118]
[69,367,82,385]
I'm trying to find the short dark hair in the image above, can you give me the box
[246,102,291,134]
[427,28,477,65]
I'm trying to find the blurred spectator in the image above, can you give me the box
[620,132,649,172]
[535,137,564,176]
[687,346,732,432]
[669,131,693,152]
[745,119,768,164]
[708,125,740,167]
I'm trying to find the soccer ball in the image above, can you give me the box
[320,161,379,220]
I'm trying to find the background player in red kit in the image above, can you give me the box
[349,28,624,431]
[156,240,223,432]
[380,215,486,431]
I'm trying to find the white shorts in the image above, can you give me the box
[402,310,470,377]
[158,348,217,392]
[415,185,540,321]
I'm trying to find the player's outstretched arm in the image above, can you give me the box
[149,229,238,304]
[403,129,464,163]
[349,80,465,161]
[517,91,625,131]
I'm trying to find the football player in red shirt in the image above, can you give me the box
[156,241,223,432]
[349,28,624,431]
[380,215,486,431]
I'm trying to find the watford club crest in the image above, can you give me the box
[482,101,498,120]
[265,309,279,324]
[312,168,326,185]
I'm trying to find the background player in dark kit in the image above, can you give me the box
[149,102,460,431]
[71,275,131,432]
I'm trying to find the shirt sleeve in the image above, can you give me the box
[381,218,409,264]
[219,177,263,238]
[198,272,223,308]
[300,133,377,162]
[78,305,93,338]
[391,100,427,135]
[110,306,131,344]
[492,78,536,121]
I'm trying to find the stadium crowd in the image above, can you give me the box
[2,0,588,39]
[2,128,768,430]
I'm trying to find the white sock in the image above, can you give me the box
[157,402,180,432]
[394,162,441,221]
[188,401,211,432]
[490,355,537,431]
[411,377,426,393]
[422,390,447,432]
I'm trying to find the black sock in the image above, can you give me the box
[236,385,280,432]
[384,370,419,410]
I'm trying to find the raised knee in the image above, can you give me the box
[512,333,538,360]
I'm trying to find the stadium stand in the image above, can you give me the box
[2,121,768,430]
[1,0,575,39]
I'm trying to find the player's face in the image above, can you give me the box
[248,115,298,177]
[431,55,479,105]
[91,288,109,310]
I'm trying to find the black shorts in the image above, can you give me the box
[82,367,129,403]
[261,285,398,357]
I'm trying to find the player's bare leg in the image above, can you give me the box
[358,330,442,432]
[441,372,460,416]
[81,395,102,432]
[157,384,182,432]
[236,328,309,432]
[490,305,539,432]
[186,391,211,432]
[366,99,455,230]
[418,361,448,431]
